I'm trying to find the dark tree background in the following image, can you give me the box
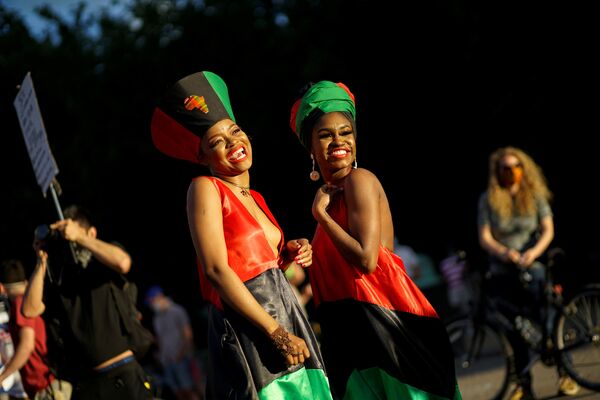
[1,0,598,330]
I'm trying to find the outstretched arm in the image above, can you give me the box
[312,169,381,274]
[187,178,309,366]
[22,247,47,318]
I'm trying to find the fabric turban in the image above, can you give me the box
[289,80,356,149]
[151,71,236,163]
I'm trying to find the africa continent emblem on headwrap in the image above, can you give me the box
[184,95,209,113]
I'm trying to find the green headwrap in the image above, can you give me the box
[290,81,356,149]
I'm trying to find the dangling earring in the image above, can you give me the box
[310,154,320,181]
[353,159,358,169]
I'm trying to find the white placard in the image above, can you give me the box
[13,72,59,195]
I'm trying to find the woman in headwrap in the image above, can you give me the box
[290,81,461,399]
[151,71,332,400]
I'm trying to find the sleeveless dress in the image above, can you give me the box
[195,177,332,400]
[310,194,461,400]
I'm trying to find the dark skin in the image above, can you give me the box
[310,112,394,274]
[187,118,311,366]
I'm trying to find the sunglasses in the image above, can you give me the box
[499,163,523,172]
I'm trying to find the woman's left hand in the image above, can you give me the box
[285,239,312,268]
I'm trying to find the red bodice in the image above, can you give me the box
[311,194,438,318]
[194,177,284,309]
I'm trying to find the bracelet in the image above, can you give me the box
[269,326,293,357]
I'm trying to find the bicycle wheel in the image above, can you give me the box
[446,317,513,400]
[556,287,600,390]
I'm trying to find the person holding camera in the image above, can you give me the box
[22,205,153,400]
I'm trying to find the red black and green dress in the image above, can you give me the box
[196,177,332,400]
[310,194,461,400]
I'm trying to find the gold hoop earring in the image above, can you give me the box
[310,155,320,181]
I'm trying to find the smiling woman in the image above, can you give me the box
[290,80,461,400]
[150,71,333,399]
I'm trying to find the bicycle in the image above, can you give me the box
[445,248,600,399]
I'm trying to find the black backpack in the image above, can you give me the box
[109,277,154,361]
[40,306,77,382]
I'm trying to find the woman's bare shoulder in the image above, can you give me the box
[345,167,381,189]
[187,176,219,202]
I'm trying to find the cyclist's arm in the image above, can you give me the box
[520,216,554,267]
[478,224,520,263]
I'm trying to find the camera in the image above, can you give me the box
[33,224,90,272]
[34,224,61,250]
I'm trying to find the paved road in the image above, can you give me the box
[529,362,599,399]
[456,359,600,399]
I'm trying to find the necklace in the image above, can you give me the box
[224,180,251,197]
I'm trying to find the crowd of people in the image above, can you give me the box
[1,71,580,400]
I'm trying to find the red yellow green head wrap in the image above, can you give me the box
[151,71,236,163]
[290,81,356,149]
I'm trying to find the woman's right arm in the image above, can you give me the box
[187,178,308,364]
[312,169,381,274]
[478,224,520,264]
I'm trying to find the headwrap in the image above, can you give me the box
[151,71,236,163]
[290,81,356,149]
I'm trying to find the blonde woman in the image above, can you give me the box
[478,146,579,399]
